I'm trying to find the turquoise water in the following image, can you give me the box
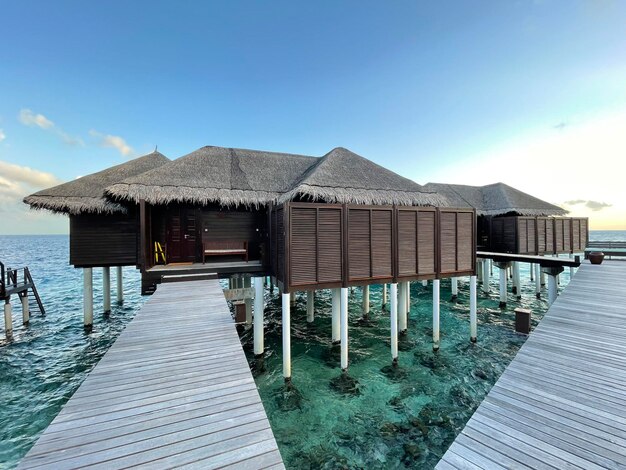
[0,231,622,469]
[0,235,146,469]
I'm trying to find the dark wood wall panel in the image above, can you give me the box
[562,219,571,253]
[457,212,474,271]
[527,218,536,254]
[417,211,436,276]
[348,209,371,280]
[290,207,317,285]
[554,218,565,253]
[371,210,393,278]
[70,212,138,267]
[536,217,555,254]
[439,212,457,273]
[398,211,417,275]
[318,208,342,282]
[201,209,265,259]
[276,208,285,282]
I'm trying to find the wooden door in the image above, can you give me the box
[167,207,197,263]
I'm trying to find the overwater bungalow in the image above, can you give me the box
[423,182,588,255]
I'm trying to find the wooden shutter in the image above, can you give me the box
[371,209,393,278]
[318,208,342,282]
[398,210,417,276]
[348,209,371,280]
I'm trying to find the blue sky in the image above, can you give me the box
[1,0,625,233]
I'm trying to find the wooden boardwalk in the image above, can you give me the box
[19,280,284,470]
[438,261,626,469]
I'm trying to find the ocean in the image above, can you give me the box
[0,231,624,469]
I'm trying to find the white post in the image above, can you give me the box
[306,290,314,322]
[513,262,521,299]
[254,277,264,356]
[482,259,490,294]
[84,268,93,328]
[406,281,411,314]
[290,291,296,306]
[331,288,340,344]
[535,263,541,298]
[116,266,124,304]
[382,284,388,308]
[103,266,111,314]
[569,253,575,278]
[422,280,428,287]
[451,277,458,300]
[529,263,534,281]
[4,301,12,336]
[548,275,558,305]
[21,294,29,325]
[433,279,440,351]
[362,285,370,315]
[244,277,252,325]
[470,275,477,342]
[540,270,546,286]
[499,266,507,308]
[282,293,291,380]
[390,283,398,363]
[340,287,349,370]
[398,282,407,333]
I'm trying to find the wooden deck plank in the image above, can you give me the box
[437,261,626,469]
[18,279,284,470]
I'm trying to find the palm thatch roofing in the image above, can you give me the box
[106,146,446,207]
[23,151,169,215]
[423,182,567,217]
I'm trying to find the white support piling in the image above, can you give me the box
[362,285,370,315]
[83,268,93,328]
[529,263,534,282]
[535,263,541,298]
[282,293,291,380]
[406,282,411,314]
[512,262,521,299]
[540,270,546,286]
[398,282,407,333]
[306,290,314,322]
[340,287,349,371]
[21,294,29,325]
[116,266,124,304]
[244,277,252,325]
[490,259,493,275]
[499,266,507,308]
[433,279,440,351]
[382,284,388,308]
[331,288,340,344]
[290,291,296,307]
[451,277,458,300]
[4,301,12,336]
[548,275,558,306]
[569,253,575,278]
[470,275,477,342]
[103,267,111,314]
[422,280,428,287]
[390,283,398,363]
[254,277,265,356]
[482,259,490,294]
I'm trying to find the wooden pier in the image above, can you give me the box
[437,260,626,469]
[19,280,284,470]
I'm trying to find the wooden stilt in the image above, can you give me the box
[451,277,458,300]
[282,293,291,380]
[390,283,398,363]
[470,275,477,342]
[433,279,440,351]
[116,266,123,304]
[340,287,349,370]
[306,290,314,322]
[398,282,407,333]
[362,285,370,315]
[84,268,93,328]
[4,300,12,336]
[331,288,340,344]
[103,267,111,314]
[254,277,264,356]
[21,294,29,325]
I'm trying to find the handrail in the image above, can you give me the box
[587,241,626,249]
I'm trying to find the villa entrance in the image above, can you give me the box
[166,207,198,263]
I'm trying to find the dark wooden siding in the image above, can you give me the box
[439,209,475,276]
[200,209,265,260]
[371,209,393,278]
[398,210,417,276]
[571,218,589,252]
[537,217,555,254]
[516,217,536,254]
[348,208,371,280]
[70,212,138,268]
[276,207,285,282]
[397,207,438,280]
[290,206,317,285]
[318,208,343,282]
[417,210,437,276]
[491,217,517,253]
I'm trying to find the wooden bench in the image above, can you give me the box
[203,241,248,263]
[585,241,626,259]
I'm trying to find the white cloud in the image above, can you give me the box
[18,108,83,146]
[89,129,133,157]
[19,109,54,129]
[0,160,62,188]
[0,129,5,142]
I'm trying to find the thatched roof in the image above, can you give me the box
[280,147,446,206]
[106,146,446,207]
[23,151,169,215]
[423,182,567,217]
